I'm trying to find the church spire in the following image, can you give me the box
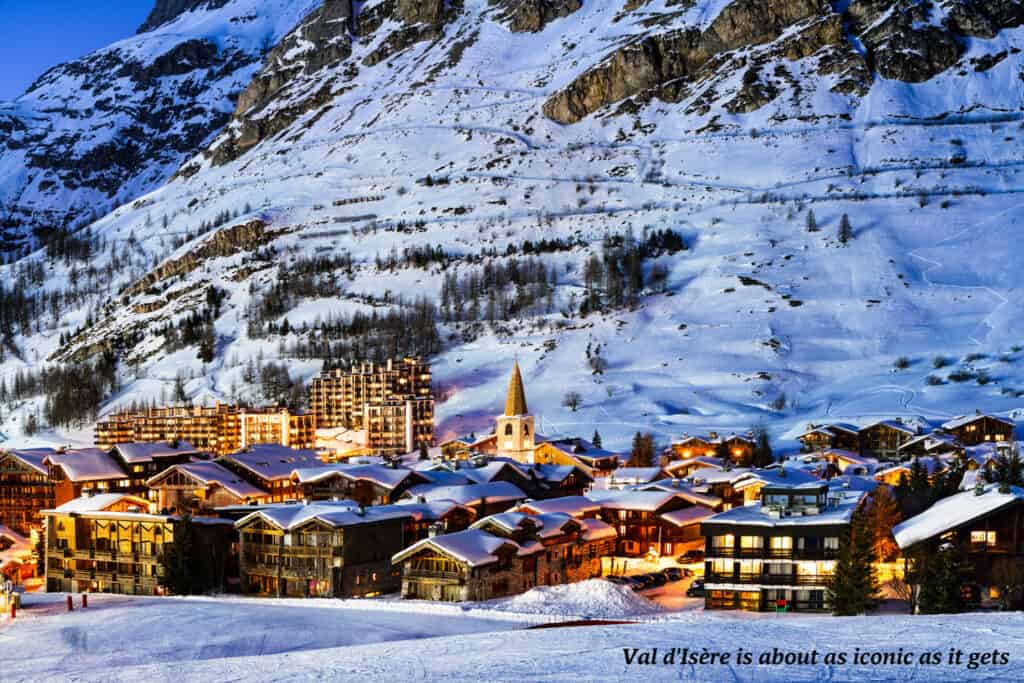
[504,361,528,417]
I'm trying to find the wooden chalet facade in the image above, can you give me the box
[392,511,616,602]
[44,493,236,596]
[44,449,135,505]
[701,483,865,612]
[0,450,55,535]
[797,423,860,453]
[594,491,714,558]
[532,437,620,479]
[669,432,754,465]
[236,503,414,598]
[941,413,1015,447]
[290,464,429,506]
[216,444,325,503]
[146,461,269,513]
[858,420,918,460]
[894,484,1024,604]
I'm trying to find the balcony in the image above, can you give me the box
[705,547,837,561]
[966,542,1010,555]
[406,570,463,581]
[705,572,832,587]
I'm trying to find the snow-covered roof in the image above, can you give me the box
[963,442,1004,467]
[148,461,266,499]
[49,493,150,514]
[636,481,722,508]
[1,448,51,475]
[664,456,725,473]
[822,449,876,465]
[860,419,918,435]
[827,475,879,494]
[799,422,860,437]
[0,524,31,569]
[404,481,527,507]
[0,524,29,548]
[894,484,1024,549]
[112,441,200,463]
[45,449,126,482]
[392,528,517,567]
[733,467,823,491]
[587,490,688,512]
[517,496,600,517]
[416,469,475,486]
[660,507,715,528]
[473,511,533,534]
[942,414,1015,431]
[220,444,323,481]
[390,499,475,522]
[291,463,423,490]
[899,431,961,452]
[236,500,414,531]
[703,491,865,528]
[542,437,620,461]
[609,467,663,483]
[459,461,526,485]
[579,517,616,541]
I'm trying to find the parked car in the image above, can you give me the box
[661,567,684,582]
[627,575,655,591]
[605,575,631,586]
[677,550,705,564]
[643,572,668,588]
[686,579,705,598]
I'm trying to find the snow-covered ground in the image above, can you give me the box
[2,590,1021,681]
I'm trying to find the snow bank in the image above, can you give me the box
[485,579,663,619]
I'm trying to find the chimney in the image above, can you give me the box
[428,522,444,538]
[708,431,718,440]
[357,505,366,516]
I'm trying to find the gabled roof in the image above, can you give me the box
[733,467,823,491]
[579,517,616,541]
[221,444,323,481]
[587,490,689,513]
[459,461,529,485]
[404,481,527,507]
[899,431,961,452]
[517,496,600,517]
[660,507,715,528]
[894,484,1024,549]
[50,493,150,514]
[416,469,475,486]
[942,413,1016,431]
[1,448,51,475]
[290,463,425,490]
[636,481,722,508]
[391,499,476,522]
[45,449,126,482]
[112,441,200,464]
[860,419,918,436]
[393,528,518,567]
[610,467,664,483]
[664,456,725,474]
[236,500,413,531]
[147,461,266,500]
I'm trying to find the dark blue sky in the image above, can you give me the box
[0,1,155,101]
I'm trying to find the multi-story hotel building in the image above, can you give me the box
[94,403,315,456]
[310,358,434,455]
[700,474,865,612]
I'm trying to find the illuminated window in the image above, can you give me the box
[970,530,997,546]
[740,535,763,549]
[770,536,793,551]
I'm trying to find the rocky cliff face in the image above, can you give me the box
[0,0,317,255]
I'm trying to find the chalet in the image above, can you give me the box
[0,524,34,583]
[392,511,615,601]
[701,481,866,612]
[858,419,918,460]
[589,490,713,558]
[439,433,496,460]
[43,493,235,596]
[44,448,134,505]
[941,413,1015,447]
[518,463,593,499]
[532,437,621,479]
[146,461,268,513]
[898,431,963,459]
[108,441,202,503]
[894,483,1024,605]
[0,449,55,535]
[669,432,755,465]
[663,455,725,479]
[962,442,1013,472]
[818,449,879,476]
[402,481,527,517]
[216,444,324,503]
[731,468,824,506]
[797,423,860,453]
[235,501,414,598]
[683,468,754,510]
[637,479,724,509]
[392,500,477,541]
[289,464,430,506]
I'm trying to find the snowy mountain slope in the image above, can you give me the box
[0,0,320,254]
[2,0,1024,450]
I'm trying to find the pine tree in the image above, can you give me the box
[838,213,853,244]
[591,430,602,449]
[162,515,195,595]
[828,507,881,615]
[915,544,970,614]
[864,486,901,562]
[993,447,1024,491]
[805,209,818,232]
[750,427,773,467]
[629,432,655,467]
[715,439,732,465]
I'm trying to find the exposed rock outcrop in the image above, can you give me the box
[138,0,231,33]
[493,0,584,33]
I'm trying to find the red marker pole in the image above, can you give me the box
[9,602,15,620]
[82,594,88,609]
[66,595,73,612]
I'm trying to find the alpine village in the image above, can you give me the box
[2,356,1022,619]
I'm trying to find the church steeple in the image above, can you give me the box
[504,361,528,417]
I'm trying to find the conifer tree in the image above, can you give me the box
[629,432,655,467]
[915,544,970,614]
[162,515,195,595]
[805,209,818,232]
[993,447,1024,491]
[591,430,602,448]
[828,507,881,615]
[838,213,853,244]
[750,427,774,467]
[864,486,901,562]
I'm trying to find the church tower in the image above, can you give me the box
[495,361,536,463]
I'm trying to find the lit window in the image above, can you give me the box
[970,530,997,546]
